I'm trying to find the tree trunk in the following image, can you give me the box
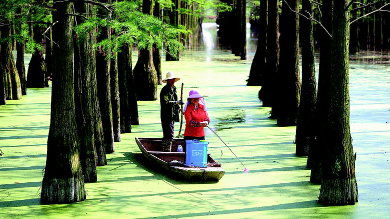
[27,23,46,88]
[96,3,114,154]
[41,1,86,203]
[118,45,132,132]
[0,31,5,105]
[16,8,27,95]
[133,0,158,101]
[318,0,358,205]
[247,0,267,86]
[259,0,279,108]
[349,3,359,54]
[239,0,246,60]
[45,28,53,87]
[310,0,332,183]
[275,0,301,126]
[74,1,99,183]
[1,24,22,101]
[166,0,180,61]
[111,51,121,141]
[153,1,163,84]
[296,0,316,156]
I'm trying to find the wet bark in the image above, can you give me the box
[318,0,358,205]
[275,0,301,126]
[41,1,86,203]
[259,0,279,108]
[247,0,267,86]
[296,0,316,156]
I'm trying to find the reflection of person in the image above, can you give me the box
[184,90,210,140]
[160,72,184,151]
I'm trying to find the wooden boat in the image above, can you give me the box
[135,137,225,182]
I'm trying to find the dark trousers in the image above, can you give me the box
[184,136,205,141]
[162,121,174,140]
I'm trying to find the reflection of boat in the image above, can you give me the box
[135,137,225,182]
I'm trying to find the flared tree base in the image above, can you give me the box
[319,177,358,205]
[41,175,86,204]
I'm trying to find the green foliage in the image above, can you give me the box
[74,1,190,59]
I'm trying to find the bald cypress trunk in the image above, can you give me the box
[74,1,99,183]
[111,50,121,141]
[318,0,358,205]
[275,0,301,126]
[248,0,267,86]
[310,0,332,183]
[118,45,132,132]
[296,0,316,156]
[27,3,47,89]
[133,0,158,100]
[41,1,86,203]
[259,0,279,108]
[96,0,114,154]
[166,0,180,61]
[1,23,22,101]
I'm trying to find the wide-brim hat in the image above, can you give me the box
[162,71,180,83]
[187,90,203,99]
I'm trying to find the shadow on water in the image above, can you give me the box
[214,108,246,131]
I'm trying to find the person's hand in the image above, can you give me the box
[200,121,208,127]
[177,100,184,105]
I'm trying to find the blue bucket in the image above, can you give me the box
[185,140,208,167]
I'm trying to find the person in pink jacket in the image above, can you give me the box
[183,90,210,140]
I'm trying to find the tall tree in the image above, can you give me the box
[27,0,47,88]
[111,50,121,141]
[74,0,99,183]
[118,45,132,132]
[1,22,22,101]
[96,0,115,154]
[310,0,332,183]
[166,0,180,61]
[275,0,301,126]
[41,0,86,203]
[296,0,317,156]
[248,0,267,86]
[15,8,27,95]
[259,0,279,108]
[133,0,158,100]
[153,1,163,84]
[318,0,358,205]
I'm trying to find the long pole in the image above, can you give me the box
[178,83,184,137]
[206,126,249,172]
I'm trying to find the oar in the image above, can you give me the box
[177,83,184,137]
[206,126,249,173]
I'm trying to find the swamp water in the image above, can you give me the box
[0,23,389,218]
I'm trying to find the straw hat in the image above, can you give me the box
[162,71,180,83]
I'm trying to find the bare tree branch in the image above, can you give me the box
[350,2,390,24]
[283,0,332,38]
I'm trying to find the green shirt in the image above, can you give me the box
[160,84,180,122]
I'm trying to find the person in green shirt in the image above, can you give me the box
[160,72,183,151]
